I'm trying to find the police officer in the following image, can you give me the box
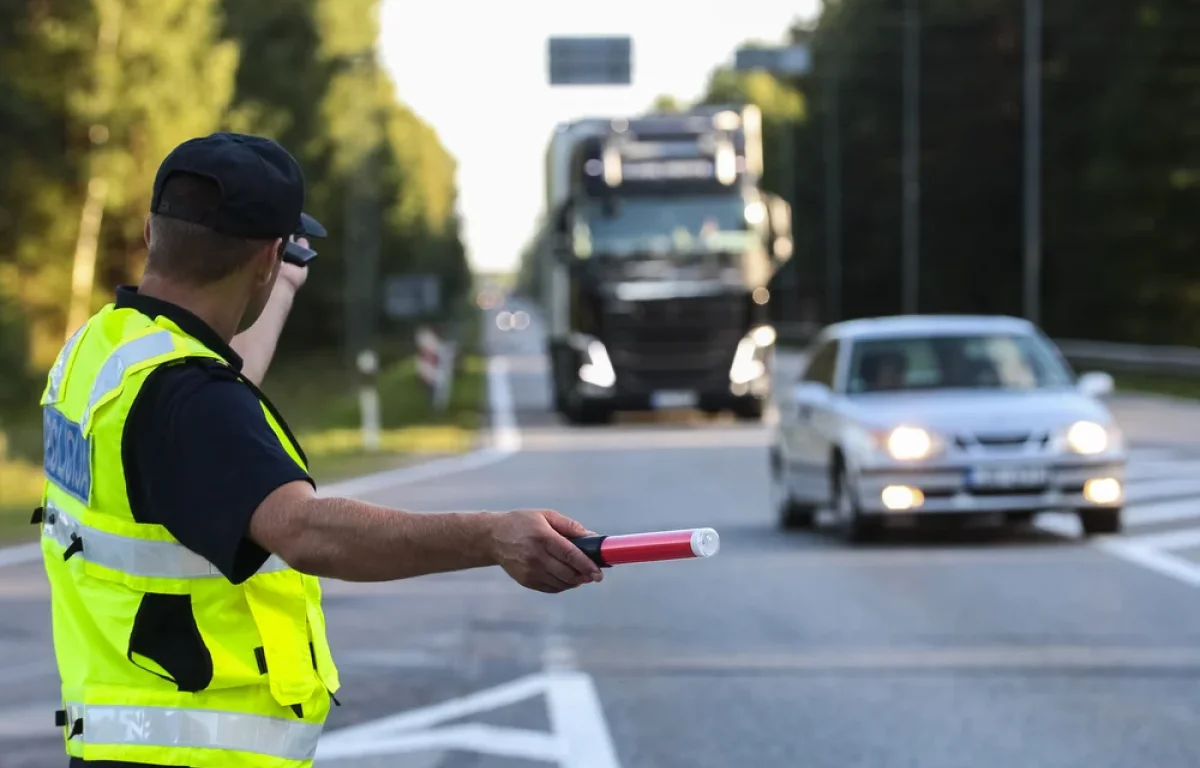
[36,132,604,768]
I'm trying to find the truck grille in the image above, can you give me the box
[602,296,746,390]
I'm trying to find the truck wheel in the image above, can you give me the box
[734,398,766,422]
[563,398,612,427]
[551,381,566,414]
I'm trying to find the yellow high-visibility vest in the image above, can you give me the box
[38,302,340,767]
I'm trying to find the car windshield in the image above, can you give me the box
[846,333,1074,394]
[574,195,757,257]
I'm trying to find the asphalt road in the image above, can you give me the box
[6,300,1200,767]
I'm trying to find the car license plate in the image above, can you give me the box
[651,390,698,409]
[967,466,1049,489]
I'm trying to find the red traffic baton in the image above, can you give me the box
[570,528,720,567]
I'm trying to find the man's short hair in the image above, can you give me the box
[146,173,276,285]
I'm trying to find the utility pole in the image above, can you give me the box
[341,51,382,369]
[340,51,384,449]
[901,0,921,315]
[824,32,843,323]
[1022,0,1043,325]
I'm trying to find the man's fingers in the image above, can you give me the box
[547,535,603,582]
[536,553,580,587]
[542,509,590,538]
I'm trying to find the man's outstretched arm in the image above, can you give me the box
[248,480,604,593]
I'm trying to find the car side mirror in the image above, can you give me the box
[1077,371,1114,397]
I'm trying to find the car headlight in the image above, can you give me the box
[1066,420,1109,455]
[885,426,934,460]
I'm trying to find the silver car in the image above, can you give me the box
[769,315,1126,541]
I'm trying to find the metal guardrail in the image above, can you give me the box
[773,323,1200,378]
[1054,340,1200,377]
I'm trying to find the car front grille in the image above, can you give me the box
[954,431,1052,452]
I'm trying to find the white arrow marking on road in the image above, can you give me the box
[314,670,620,767]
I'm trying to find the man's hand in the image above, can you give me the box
[489,510,604,593]
[276,237,310,294]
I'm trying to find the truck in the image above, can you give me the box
[531,104,794,425]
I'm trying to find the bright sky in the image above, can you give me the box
[380,0,818,273]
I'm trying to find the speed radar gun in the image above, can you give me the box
[570,528,720,567]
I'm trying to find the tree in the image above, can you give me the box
[649,94,685,113]
[696,0,1200,343]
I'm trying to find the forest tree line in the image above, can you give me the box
[0,0,470,417]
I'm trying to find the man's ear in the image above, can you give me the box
[254,238,283,286]
[143,216,152,247]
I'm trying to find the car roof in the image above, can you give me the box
[816,314,1039,343]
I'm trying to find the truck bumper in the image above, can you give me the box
[576,368,771,412]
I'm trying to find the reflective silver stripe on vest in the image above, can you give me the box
[44,503,289,579]
[79,330,176,432]
[46,326,85,405]
[63,701,323,761]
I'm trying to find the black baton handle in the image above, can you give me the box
[569,535,611,568]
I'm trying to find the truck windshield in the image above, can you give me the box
[576,195,757,257]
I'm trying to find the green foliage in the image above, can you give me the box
[693,1,1200,344]
[0,0,469,391]
[649,94,686,113]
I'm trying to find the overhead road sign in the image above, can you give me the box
[548,36,632,86]
[734,45,811,77]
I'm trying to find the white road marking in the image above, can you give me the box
[1123,477,1200,505]
[545,672,622,768]
[1095,538,1200,590]
[1121,497,1200,529]
[541,632,621,768]
[314,670,620,766]
[1117,526,1200,552]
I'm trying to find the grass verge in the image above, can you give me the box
[0,327,486,545]
[0,454,42,546]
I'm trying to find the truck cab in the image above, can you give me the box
[536,106,793,425]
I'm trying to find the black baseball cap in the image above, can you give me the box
[150,132,325,263]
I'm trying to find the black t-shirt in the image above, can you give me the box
[114,286,313,585]
[69,289,314,767]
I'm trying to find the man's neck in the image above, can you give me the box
[138,274,242,342]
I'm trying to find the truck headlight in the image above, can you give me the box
[886,426,934,460]
[730,325,775,384]
[578,340,616,388]
[1066,421,1109,455]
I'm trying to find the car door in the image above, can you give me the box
[787,339,840,505]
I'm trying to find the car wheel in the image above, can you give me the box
[834,464,880,543]
[770,447,813,530]
[1078,507,1122,536]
